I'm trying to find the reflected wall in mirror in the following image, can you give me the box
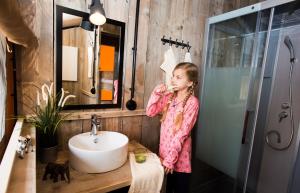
[56,5,125,109]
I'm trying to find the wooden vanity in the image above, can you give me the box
[5,123,152,193]
[36,141,146,193]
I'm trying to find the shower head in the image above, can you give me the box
[284,36,296,63]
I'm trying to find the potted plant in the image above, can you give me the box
[28,83,75,163]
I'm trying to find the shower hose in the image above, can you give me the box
[265,46,295,151]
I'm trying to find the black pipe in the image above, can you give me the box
[91,26,97,94]
[126,0,140,110]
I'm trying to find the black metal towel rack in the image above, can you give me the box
[161,35,192,52]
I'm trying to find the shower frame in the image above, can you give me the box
[199,0,299,193]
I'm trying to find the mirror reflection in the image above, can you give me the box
[56,6,125,109]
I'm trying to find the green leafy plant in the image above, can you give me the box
[28,83,75,147]
[30,94,65,135]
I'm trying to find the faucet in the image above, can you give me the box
[91,114,101,136]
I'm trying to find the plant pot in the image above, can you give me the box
[39,145,58,163]
[36,130,59,163]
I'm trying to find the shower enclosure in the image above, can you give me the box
[192,0,300,193]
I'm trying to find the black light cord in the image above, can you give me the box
[130,0,140,99]
[126,0,140,110]
[91,26,98,94]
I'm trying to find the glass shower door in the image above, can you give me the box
[192,8,271,193]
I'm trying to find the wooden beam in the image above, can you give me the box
[26,109,146,121]
[63,109,146,120]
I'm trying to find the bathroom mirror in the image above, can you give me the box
[56,5,125,109]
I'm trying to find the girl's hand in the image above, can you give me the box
[159,157,164,164]
[164,166,173,174]
[154,84,167,95]
[160,157,173,174]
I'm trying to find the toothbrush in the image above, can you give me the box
[167,85,176,92]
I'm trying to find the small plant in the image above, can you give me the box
[28,83,75,147]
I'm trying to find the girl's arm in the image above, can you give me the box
[146,85,170,117]
[162,98,199,169]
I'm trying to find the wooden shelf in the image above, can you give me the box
[61,109,146,120]
[7,123,36,193]
[25,109,146,121]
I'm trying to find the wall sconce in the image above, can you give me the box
[89,0,106,26]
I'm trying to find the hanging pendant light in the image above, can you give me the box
[89,0,106,26]
[80,17,95,31]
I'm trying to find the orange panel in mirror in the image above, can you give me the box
[99,45,115,71]
[100,89,113,100]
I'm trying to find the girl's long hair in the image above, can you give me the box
[161,62,198,134]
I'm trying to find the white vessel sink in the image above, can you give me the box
[68,131,128,173]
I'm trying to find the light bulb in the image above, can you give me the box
[89,12,106,25]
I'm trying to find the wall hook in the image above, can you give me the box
[181,40,185,49]
[160,36,192,51]
[186,42,191,52]
[175,39,179,47]
[162,35,166,45]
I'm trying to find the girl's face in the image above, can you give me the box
[171,68,193,92]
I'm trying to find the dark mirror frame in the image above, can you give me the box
[56,5,125,109]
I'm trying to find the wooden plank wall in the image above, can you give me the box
[141,0,209,152]
[16,0,262,152]
[234,0,265,9]
[16,0,53,115]
[62,28,96,104]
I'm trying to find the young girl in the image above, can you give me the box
[146,62,199,193]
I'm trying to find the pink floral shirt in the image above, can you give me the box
[146,90,199,173]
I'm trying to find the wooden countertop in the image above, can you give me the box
[36,141,147,193]
[7,123,36,193]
